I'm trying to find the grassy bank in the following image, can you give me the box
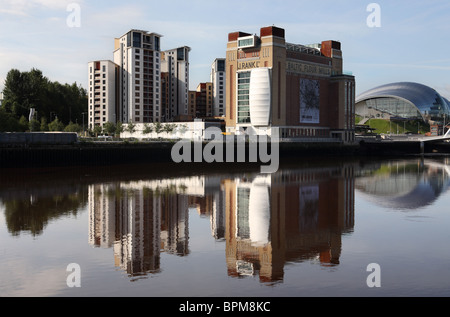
[356,116,429,135]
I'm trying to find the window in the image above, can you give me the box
[239,38,253,47]
[237,71,251,123]
[132,32,141,48]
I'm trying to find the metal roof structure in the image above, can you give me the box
[356,82,450,121]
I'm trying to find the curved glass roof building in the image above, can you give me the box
[356,82,450,123]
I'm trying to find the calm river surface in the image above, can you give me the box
[1,156,450,297]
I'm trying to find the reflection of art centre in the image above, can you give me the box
[225,26,356,143]
[356,82,450,124]
[224,166,355,283]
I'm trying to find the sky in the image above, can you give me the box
[0,0,449,99]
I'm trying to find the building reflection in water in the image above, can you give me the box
[356,158,450,210]
[224,164,355,283]
[88,163,355,283]
[88,177,205,279]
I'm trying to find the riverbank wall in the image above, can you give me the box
[0,140,360,168]
[1,133,448,169]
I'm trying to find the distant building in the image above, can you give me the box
[161,46,191,121]
[87,60,119,128]
[356,82,450,124]
[0,91,3,107]
[225,26,355,143]
[210,58,226,117]
[188,83,213,119]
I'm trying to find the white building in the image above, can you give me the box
[113,29,163,124]
[88,60,118,129]
[210,58,226,117]
[161,46,191,121]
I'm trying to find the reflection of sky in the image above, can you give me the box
[356,161,450,210]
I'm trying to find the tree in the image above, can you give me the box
[142,123,153,135]
[163,123,175,135]
[154,122,163,135]
[103,122,117,136]
[93,125,102,136]
[29,119,40,132]
[126,121,136,134]
[48,118,65,131]
[64,121,82,133]
[18,116,28,132]
[115,122,124,136]
[40,117,49,131]
[0,108,21,132]
[1,68,88,130]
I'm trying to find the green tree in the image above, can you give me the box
[64,121,82,133]
[163,123,175,134]
[2,68,88,129]
[115,122,124,136]
[126,121,136,134]
[29,118,40,132]
[142,123,153,135]
[93,125,102,136]
[154,122,163,134]
[48,118,65,131]
[0,108,21,132]
[18,116,28,132]
[40,117,49,131]
[103,122,117,136]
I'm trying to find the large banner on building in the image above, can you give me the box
[300,79,320,124]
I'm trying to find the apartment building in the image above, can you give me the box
[87,60,119,129]
[161,46,191,121]
[210,58,226,117]
[113,29,163,124]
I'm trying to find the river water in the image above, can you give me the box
[1,156,450,297]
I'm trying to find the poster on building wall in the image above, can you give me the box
[300,79,320,124]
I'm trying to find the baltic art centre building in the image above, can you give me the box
[225,26,356,143]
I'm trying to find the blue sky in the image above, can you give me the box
[1,0,449,98]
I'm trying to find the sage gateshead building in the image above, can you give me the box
[355,82,450,124]
[225,26,356,143]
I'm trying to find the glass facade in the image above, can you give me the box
[237,71,251,123]
[364,97,422,119]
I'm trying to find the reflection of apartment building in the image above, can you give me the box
[224,166,355,283]
[160,193,189,256]
[88,184,116,248]
[87,176,219,277]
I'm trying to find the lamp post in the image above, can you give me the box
[82,112,86,137]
